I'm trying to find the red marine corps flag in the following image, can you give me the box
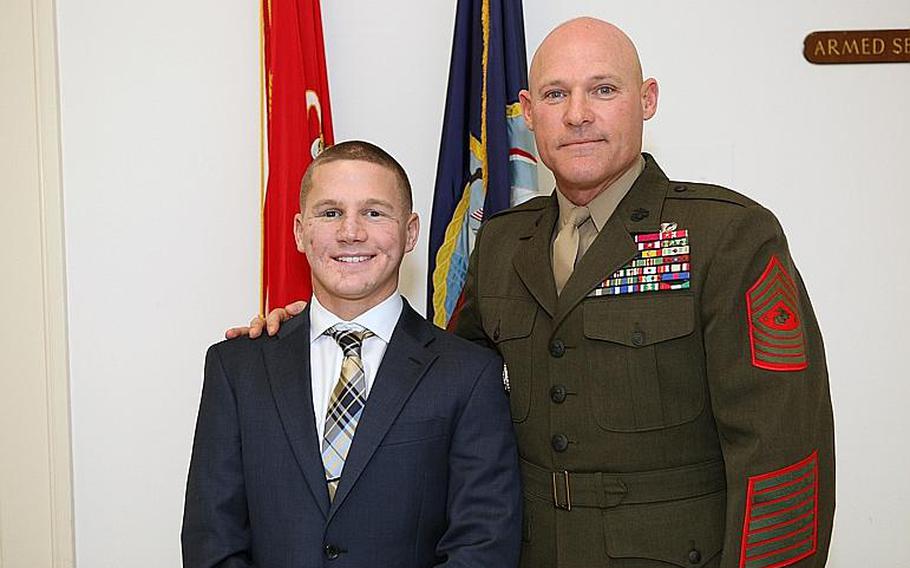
[261,0,334,312]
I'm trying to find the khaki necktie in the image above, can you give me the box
[553,206,591,295]
[322,326,373,501]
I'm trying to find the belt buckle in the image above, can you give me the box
[551,470,571,511]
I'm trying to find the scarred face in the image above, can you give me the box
[294,159,418,318]
[519,19,658,205]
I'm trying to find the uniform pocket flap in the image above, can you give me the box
[604,490,725,567]
[480,296,537,342]
[584,295,695,347]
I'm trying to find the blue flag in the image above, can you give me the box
[427,0,538,329]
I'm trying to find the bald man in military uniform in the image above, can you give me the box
[236,17,835,568]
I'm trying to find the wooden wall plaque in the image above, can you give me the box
[804,29,910,64]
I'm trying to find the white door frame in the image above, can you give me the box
[0,0,75,565]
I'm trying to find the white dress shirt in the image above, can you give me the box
[308,293,403,441]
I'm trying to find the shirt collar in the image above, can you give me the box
[309,293,403,344]
[556,154,645,231]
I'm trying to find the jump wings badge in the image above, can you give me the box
[589,222,690,297]
[746,255,808,371]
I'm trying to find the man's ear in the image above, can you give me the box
[641,78,659,121]
[519,89,534,131]
[404,212,419,254]
[293,213,306,253]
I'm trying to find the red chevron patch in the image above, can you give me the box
[746,255,807,371]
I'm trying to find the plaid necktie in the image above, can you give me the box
[322,326,373,501]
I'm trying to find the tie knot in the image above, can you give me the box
[567,206,591,228]
[326,326,373,357]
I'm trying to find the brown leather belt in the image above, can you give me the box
[520,458,726,511]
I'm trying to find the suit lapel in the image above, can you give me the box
[552,154,671,331]
[512,197,559,318]
[327,301,437,522]
[262,310,331,517]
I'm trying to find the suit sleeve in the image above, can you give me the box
[434,353,522,567]
[701,205,835,568]
[181,345,257,568]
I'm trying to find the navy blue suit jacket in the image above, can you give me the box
[182,301,521,567]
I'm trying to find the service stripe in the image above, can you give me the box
[747,525,814,558]
[739,451,818,568]
[745,540,815,568]
[746,512,815,545]
[754,484,814,510]
[754,472,815,502]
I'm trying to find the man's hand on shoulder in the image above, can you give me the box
[224,300,308,339]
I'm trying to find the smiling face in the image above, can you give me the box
[519,18,658,205]
[294,159,419,319]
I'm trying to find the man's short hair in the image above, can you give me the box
[299,140,413,212]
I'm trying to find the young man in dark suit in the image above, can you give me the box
[182,141,521,568]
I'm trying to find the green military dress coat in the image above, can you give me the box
[455,155,835,568]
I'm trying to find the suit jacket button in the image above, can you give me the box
[550,385,567,403]
[324,544,340,560]
[549,339,566,358]
[688,548,702,564]
[631,331,645,346]
[674,184,687,192]
[551,434,569,452]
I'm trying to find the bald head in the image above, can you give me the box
[519,17,658,204]
[530,17,644,95]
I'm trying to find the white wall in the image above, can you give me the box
[58,1,909,566]
[58,0,261,565]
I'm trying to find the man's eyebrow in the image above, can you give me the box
[588,74,624,85]
[309,197,396,209]
[535,79,566,92]
[361,198,395,208]
[535,74,625,92]
[309,198,340,209]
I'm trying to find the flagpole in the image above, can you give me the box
[258,0,268,318]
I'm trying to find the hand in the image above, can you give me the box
[224,300,308,339]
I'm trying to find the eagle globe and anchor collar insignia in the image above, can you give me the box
[588,222,691,297]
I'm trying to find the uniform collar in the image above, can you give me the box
[555,154,645,232]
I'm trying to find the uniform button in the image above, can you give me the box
[549,339,566,358]
[324,544,340,560]
[551,434,569,452]
[688,548,702,564]
[674,184,687,192]
[631,331,645,346]
[549,385,567,403]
